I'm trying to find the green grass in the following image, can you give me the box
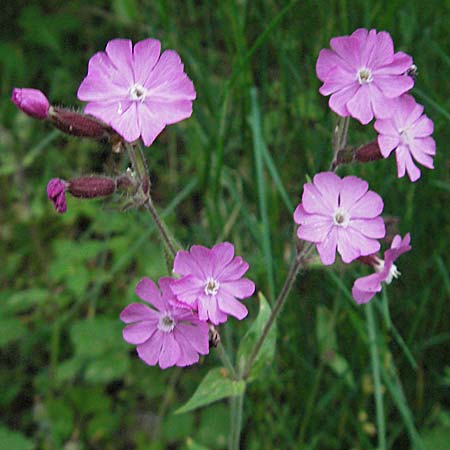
[1,1,449,449]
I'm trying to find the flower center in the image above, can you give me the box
[356,68,373,84]
[204,277,220,296]
[333,207,350,227]
[385,263,401,284]
[158,313,176,333]
[129,83,147,102]
[399,129,413,146]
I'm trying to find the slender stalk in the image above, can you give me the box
[241,246,312,379]
[366,301,387,450]
[330,116,350,171]
[216,342,237,379]
[229,389,245,450]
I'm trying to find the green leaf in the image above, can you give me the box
[0,426,34,450]
[237,292,276,381]
[175,368,245,414]
[0,318,27,347]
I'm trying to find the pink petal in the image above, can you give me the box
[302,184,334,215]
[220,278,255,299]
[367,31,394,68]
[368,84,398,120]
[123,320,156,344]
[120,303,159,323]
[348,191,384,219]
[157,277,178,304]
[105,39,134,84]
[137,331,163,366]
[158,332,181,369]
[135,277,166,311]
[374,118,398,136]
[330,35,360,68]
[375,51,413,75]
[173,249,205,278]
[374,75,414,98]
[347,85,373,124]
[395,95,421,125]
[378,134,400,158]
[415,136,436,155]
[142,98,193,125]
[217,291,248,320]
[199,295,227,325]
[170,275,204,306]
[216,257,249,281]
[313,172,342,206]
[144,50,196,100]
[339,176,369,210]
[174,340,199,367]
[328,84,359,117]
[297,216,333,243]
[358,29,377,67]
[211,242,235,277]
[316,48,347,81]
[190,245,213,277]
[175,322,209,355]
[396,146,420,181]
[319,66,355,95]
[135,102,166,146]
[349,217,386,239]
[316,227,338,265]
[132,38,161,85]
[338,229,380,263]
[410,115,434,138]
[351,28,369,45]
[352,273,382,304]
[409,141,435,169]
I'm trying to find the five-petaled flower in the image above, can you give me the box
[375,94,436,182]
[352,233,411,304]
[170,243,255,325]
[316,28,414,124]
[77,38,196,147]
[294,172,386,266]
[120,277,210,369]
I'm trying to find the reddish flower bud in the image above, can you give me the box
[67,176,116,198]
[47,178,67,213]
[354,140,383,163]
[12,88,50,120]
[49,107,115,140]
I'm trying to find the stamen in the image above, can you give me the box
[158,313,176,332]
[356,68,373,84]
[204,277,220,296]
[333,207,350,227]
[129,84,147,102]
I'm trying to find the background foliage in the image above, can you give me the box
[1,0,449,449]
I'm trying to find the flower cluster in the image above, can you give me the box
[120,243,255,369]
[317,28,436,181]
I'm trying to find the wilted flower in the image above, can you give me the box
[316,28,414,124]
[294,172,385,265]
[120,277,210,369]
[375,94,436,182]
[47,178,67,214]
[12,88,50,120]
[77,38,196,146]
[170,242,255,325]
[352,233,411,304]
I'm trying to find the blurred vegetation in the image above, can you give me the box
[1,0,449,449]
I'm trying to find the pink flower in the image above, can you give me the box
[47,178,67,214]
[294,172,385,266]
[11,88,49,120]
[316,28,414,124]
[170,243,255,325]
[120,277,209,369]
[352,233,411,304]
[375,94,436,182]
[77,38,196,147]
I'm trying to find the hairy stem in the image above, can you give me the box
[229,389,245,450]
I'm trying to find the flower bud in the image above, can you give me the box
[49,107,115,140]
[12,88,50,120]
[47,178,67,214]
[354,140,383,163]
[67,176,116,198]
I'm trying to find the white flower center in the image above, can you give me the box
[333,207,350,228]
[356,68,373,84]
[129,83,147,102]
[374,258,401,284]
[204,277,220,296]
[399,128,413,146]
[158,313,176,333]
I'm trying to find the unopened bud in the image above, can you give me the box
[67,176,116,198]
[354,140,383,163]
[47,178,68,214]
[49,106,115,140]
[12,88,50,120]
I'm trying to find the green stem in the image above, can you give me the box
[216,342,237,379]
[229,389,245,450]
[242,245,313,379]
[366,301,387,450]
[330,116,350,171]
